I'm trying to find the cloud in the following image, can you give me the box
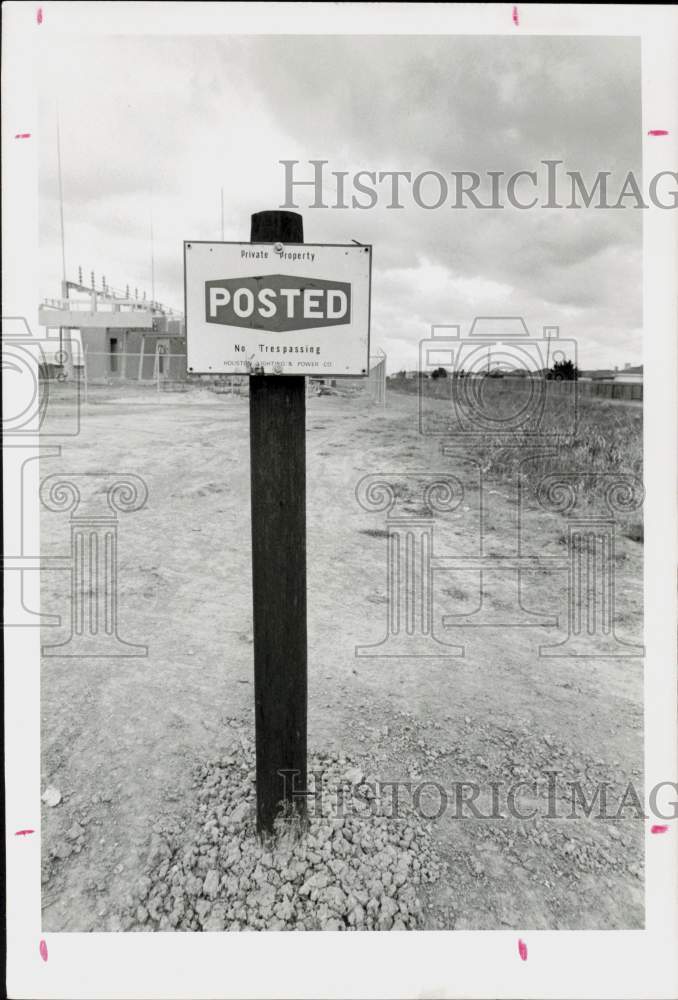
[38,33,642,368]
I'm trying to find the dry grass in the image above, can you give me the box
[393,379,643,537]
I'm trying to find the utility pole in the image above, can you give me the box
[249,210,307,837]
[56,110,71,379]
[150,196,156,306]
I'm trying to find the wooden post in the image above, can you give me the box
[83,343,88,404]
[137,335,145,382]
[249,210,307,836]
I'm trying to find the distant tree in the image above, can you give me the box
[548,358,579,381]
[430,367,448,379]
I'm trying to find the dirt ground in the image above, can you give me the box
[40,381,644,931]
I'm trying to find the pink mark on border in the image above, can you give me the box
[15,133,32,139]
[518,939,528,961]
[15,829,35,837]
[37,8,43,24]
[651,824,669,834]
[512,6,519,26]
[39,939,48,962]
[648,130,669,136]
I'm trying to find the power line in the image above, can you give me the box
[150,194,155,304]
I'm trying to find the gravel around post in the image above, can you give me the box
[122,741,445,931]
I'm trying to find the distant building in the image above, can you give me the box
[612,364,643,384]
[579,365,643,384]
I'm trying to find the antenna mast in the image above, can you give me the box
[56,111,67,296]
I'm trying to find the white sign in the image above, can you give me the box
[184,242,371,376]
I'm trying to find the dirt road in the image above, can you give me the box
[40,383,644,930]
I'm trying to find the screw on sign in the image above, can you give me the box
[184,231,370,376]
[184,210,371,835]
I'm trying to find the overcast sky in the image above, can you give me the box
[39,34,642,370]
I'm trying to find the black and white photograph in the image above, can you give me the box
[3,4,677,999]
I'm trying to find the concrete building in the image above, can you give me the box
[39,274,186,382]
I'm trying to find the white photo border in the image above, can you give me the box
[3,3,677,998]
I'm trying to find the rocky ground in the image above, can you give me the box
[40,384,645,931]
[115,740,443,931]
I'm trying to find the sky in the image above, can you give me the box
[39,34,643,371]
